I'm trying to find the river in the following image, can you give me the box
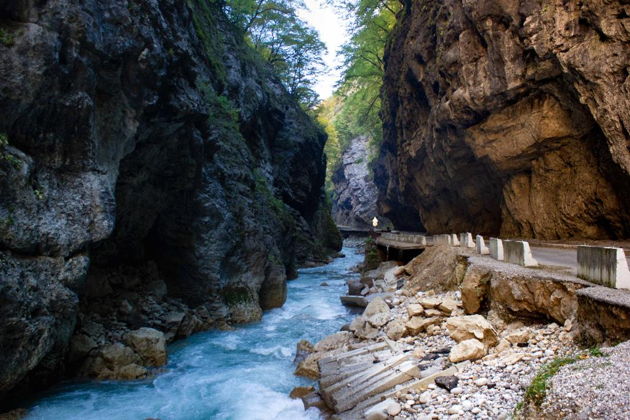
[24,245,363,420]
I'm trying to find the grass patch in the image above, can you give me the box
[524,356,577,406]
[523,347,609,407]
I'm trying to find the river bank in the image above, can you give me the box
[14,245,363,420]
[295,244,630,419]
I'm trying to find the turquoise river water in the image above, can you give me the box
[25,246,363,420]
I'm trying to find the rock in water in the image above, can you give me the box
[0,0,340,400]
[289,386,315,399]
[124,328,167,367]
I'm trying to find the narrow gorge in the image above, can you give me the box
[1,0,629,419]
[0,0,340,407]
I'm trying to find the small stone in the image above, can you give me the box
[320,282,329,286]
[435,375,459,391]
[289,386,314,399]
[407,304,425,317]
[448,405,463,415]
[471,407,481,414]
[451,387,463,395]
[387,402,402,416]
[419,391,431,404]
[475,377,488,386]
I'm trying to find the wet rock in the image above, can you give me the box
[347,279,363,295]
[294,354,320,380]
[289,386,315,399]
[294,340,314,365]
[124,328,167,367]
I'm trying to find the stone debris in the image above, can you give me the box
[294,257,586,419]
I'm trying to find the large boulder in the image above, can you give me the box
[124,328,167,367]
[445,315,499,347]
[449,339,486,363]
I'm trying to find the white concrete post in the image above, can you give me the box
[460,233,475,248]
[489,238,504,261]
[577,246,630,289]
[451,234,460,246]
[503,240,538,267]
[476,235,490,255]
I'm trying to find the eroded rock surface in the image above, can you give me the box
[377,0,630,238]
[332,135,389,228]
[0,0,340,402]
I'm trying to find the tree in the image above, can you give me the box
[222,0,326,107]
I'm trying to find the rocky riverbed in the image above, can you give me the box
[293,245,629,419]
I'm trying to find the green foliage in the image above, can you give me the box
[253,169,289,218]
[0,28,14,47]
[223,0,326,107]
[222,287,253,305]
[525,356,577,406]
[318,0,402,189]
[364,236,381,270]
[0,133,22,169]
[523,348,608,407]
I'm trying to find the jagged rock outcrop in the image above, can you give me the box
[332,135,388,228]
[377,0,630,238]
[0,0,340,404]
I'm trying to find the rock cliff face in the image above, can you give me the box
[332,136,388,228]
[0,0,340,403]
[377,0,630,238]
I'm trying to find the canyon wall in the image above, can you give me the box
[331,135,389,228]
[377,0,630,238]
[0,0,340,403]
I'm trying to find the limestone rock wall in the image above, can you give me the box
[332,136,389,228]
[377,0,630,238]
[0,0,340,402]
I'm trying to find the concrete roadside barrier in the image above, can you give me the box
[451,234,460,246]
[503,240,538,267]
[433,234,452,245]
[489,238,504,261]
[476,235,489,255]
[577,246,630,289]
[460,233,475,248]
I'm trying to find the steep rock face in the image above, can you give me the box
[331,136,388,228]
[377,0,630,238]
[0,0,340,402]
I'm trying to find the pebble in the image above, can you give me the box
[387,403,402,416]
[475,377,489,387]
[448,405,462,415]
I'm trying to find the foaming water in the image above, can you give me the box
[25,247,363,420]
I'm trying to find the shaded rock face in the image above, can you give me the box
[377,0,630,238]
[0,0,340,402]
[332,136,388,228]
